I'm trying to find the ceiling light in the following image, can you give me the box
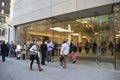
[71,33,79,36]
[50,27,73,32]
[82,36,87,38]
[81,21,87,23]
[86,25,88,27]
[115,13,119,17]
[116,34,120,36]
[95,32,98,35]
[115,36,119,38]
[76,19,79,22]
[89,25,92,27]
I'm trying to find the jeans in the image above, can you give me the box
[46,50,52,62]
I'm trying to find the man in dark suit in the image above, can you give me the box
[40,40,47,65]
[1,41,8,62]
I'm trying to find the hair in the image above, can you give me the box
[42,39,45,43]
[24,42,26,45]
[63,40,67,44]
[3,41,5,44]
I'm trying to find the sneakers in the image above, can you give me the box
[59,66,63,68]
[59,65,66,68]
[72,61,76,64]
[39,69,43,71]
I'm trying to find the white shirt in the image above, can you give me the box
[47,41,54,51]
[60,43,69,55]
[16,44,22,52]
[29,45,39,55]
[30,45,37,52]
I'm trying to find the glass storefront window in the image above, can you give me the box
[16,14,115,64]
[113,3,120,70]
[16,14,113,48]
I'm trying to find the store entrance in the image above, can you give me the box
[16,14,115,64]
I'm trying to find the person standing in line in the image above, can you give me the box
[9,41,14,57]
[103,41,107,53]
[54,42,59,56]
[6,42,9,57]
[100,41,107,55]
[85,40,90,54]
[109,41,114,56]
[78,42,82,53]
[22,42,27,60]
[71,42,77,63]
[60,40,69,68]
[1,41,8,62]
[92,41,97,54]
[15,42,22,59]
[29,41,43,71]
[47,40,54,63]
[40,40,47,65]
[69,40,74,54]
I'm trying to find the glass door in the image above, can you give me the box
[113,3,120,70]
[94,14,115,65]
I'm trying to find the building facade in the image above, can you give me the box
[0,0,10,14]
[0,0,11,42]
[10,0,120,69]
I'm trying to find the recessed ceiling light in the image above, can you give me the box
[71,33,78,36]
[82,21,87,23]
[82,36,87,38]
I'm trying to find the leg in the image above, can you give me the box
[41,53,44,65]
[35,55,42,71]
[49,51,52,62]
[63,56,67,68]
[60,56,63,66]
[9,49,11,57]
[72,52,74,62]
[30,55,34,70]
[41,53,46,65]
[43,53,46,65]
[74,52,76,63]
[46,51,49,62]
[2,53,5,62]
[72,52,76,63]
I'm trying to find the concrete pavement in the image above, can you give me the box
[0,57,120,80]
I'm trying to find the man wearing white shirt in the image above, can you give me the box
[60,40,69,68]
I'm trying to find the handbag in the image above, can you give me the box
[29,51,38,55]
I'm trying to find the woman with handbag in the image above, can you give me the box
[29,41,42,71]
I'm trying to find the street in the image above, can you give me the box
[0,57,120,80]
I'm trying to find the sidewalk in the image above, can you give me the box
[0,57,120,80]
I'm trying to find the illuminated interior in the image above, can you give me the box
[16,14,114,45]
[15,4,120,56]
[14,3,120,69]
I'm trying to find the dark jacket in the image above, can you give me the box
[1,42,8,55]
[71,45,77,52]
[40,43,47,54]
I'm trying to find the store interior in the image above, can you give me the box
[15,4,120,67]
